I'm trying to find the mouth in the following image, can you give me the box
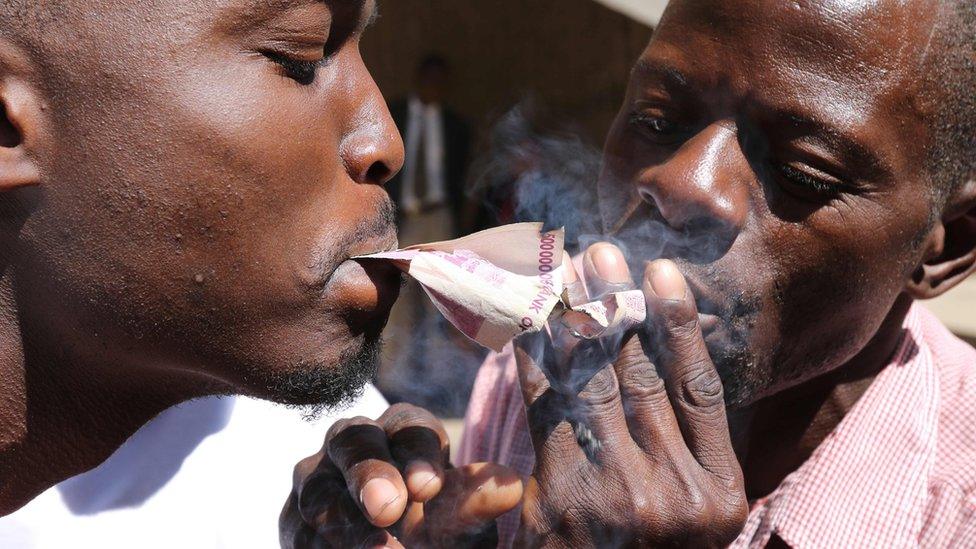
[679,271,726,336]
[322,227,402,327]
[347,231,399,259]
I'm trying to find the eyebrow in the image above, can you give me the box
[631,59,691,90]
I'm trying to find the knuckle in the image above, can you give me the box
[381,402,431,426]
[346,457,389,479]
[578,367,620,407]
[703,496,750,545]
[618,362,667,400]
[615,338,649,369]
[324,418,349,442]
[293,453,323,485]
[676,364,725,408]
[325,416,373,441]
[296,473,340,524]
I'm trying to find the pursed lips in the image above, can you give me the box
[679,270,725,335]
[347,230,399,259]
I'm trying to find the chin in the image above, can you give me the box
[237,329,383,416]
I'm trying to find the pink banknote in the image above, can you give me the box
[357,223,646,351]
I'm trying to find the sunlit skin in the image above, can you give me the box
[603,0,943,408]
[600,0,975,496]
[292,0,976,546]
[0,0,408,514]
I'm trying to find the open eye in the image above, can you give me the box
[263,51,325,86]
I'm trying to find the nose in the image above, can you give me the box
[636,123,748,260]
[339,57,404,186]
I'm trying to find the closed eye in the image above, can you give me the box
[263,51,325,85]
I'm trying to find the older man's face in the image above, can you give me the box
[601,0,944,405]
[15,0,403,406]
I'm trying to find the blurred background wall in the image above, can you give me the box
[361,0,653,146]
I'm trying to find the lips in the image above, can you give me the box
[678,270,725,335]
[317,224,402,327]
[347,230,399,259]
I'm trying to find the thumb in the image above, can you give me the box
[421,463,524,544]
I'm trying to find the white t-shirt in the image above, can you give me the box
[0,387,389,548]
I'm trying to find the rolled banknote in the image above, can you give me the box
[356,223,646,351]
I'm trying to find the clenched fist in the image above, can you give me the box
[280,403,523,548]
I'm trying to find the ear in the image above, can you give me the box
[906,180,976,299]
[0,77,41,192]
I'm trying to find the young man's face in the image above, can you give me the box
[14,0,403,406]
[601,0,946,406]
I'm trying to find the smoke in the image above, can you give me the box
[378,309,489,417]
[376,102,605,418]
[469,102,603,252]
[383,100,757,434]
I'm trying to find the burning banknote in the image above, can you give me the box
[356,223,646,352]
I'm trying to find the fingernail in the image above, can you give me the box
[360,478,400,520]
[649,260,686,301]
[405,460,438,493]
[586,244,629,283]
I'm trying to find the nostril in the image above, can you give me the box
[365,161,392,185]
[0,103,20,148]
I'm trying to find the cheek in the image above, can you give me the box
[758,206,922,371]
[23,50,359,368]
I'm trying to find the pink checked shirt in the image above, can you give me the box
[458,303,976,547]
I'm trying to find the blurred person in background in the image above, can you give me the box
[387,54,471,239]
[378,54,480,414]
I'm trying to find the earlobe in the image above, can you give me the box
[0,81,41,192]
[906,182,976,300]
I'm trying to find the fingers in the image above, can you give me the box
[286,452,386,548]
[567,243,637,456]
[422,463,524,545]
[326,417,409,528]
[611,333,684,453]
[514,332,555,409]
[643,259,739,479]
[582,242,635,298]
[519,243,638,464]
[378,403,449,503]
[561,251,588,307]
[580,242,636,358]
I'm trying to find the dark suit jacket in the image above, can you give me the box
[387,98,471,232]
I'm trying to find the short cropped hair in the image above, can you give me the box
[921,1,975,207]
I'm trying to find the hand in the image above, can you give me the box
[280,403,523,548]
[514,244,748,547]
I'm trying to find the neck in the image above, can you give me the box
[0,269,214,515]
[733,295,915,500]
